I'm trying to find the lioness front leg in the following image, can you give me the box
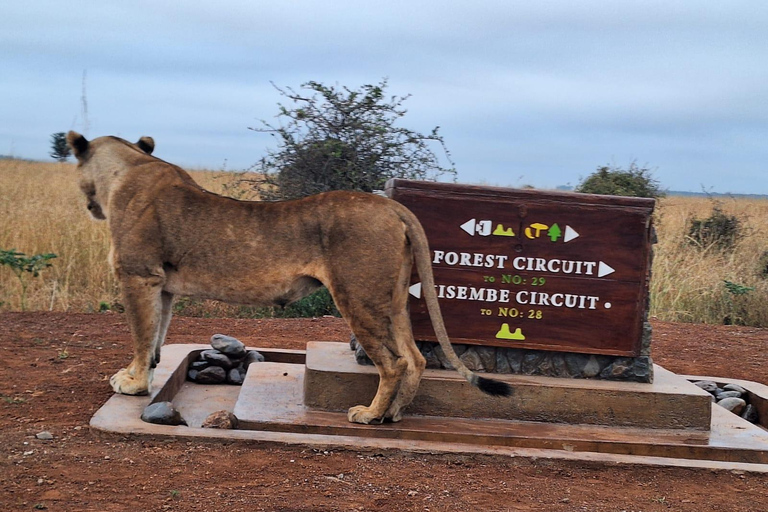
[110,275,164,395]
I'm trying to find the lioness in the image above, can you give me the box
[67,131,511,424]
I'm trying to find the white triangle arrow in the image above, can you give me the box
[564,225,579,243]
[409,282,422,298]
[460,219,476,236]
[598,261,615,278]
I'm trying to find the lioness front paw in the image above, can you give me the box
[110,369,149,395]
[347,405,383,424]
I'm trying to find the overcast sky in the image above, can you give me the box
[2,1,766,193]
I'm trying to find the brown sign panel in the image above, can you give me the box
[386,179,655,357]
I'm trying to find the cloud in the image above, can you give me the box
[2,1,767,192]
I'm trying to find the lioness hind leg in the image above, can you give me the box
[340,311,407,424]
[383,312,426,422]
[110,275,164,395]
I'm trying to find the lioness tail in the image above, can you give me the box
[399,205,513,398]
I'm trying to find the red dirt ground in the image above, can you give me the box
[1,312,766,511]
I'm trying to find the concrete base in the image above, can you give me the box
[303,342,711,430]
[90,343,768,472]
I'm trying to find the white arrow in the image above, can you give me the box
[460,219,476,236]
[409,282,422,298]
[598,261,615,278]
[564,225,579,243]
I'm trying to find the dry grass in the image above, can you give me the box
[651,195,768,326]
[3,159,768,325]
[0,160,251,312]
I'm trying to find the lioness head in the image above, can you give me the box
[67,131,155,220]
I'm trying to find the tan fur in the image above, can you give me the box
[67,131,507,424]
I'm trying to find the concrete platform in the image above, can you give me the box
[302,342,712,430]
[90,343,768,472]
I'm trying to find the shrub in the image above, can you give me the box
[576,163,664,198]
[250,79,455,200]
[687,205,744,251]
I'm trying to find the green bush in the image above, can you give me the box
[687,205,744,251]
[576,163,664,198]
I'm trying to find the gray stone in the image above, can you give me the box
[201,350,234,370]
[189,360,210,371]
[459,348,484,371]
[195,366,227,384]
[495,350,511,374]
[242,350,266,368]
[629,356,654,383]
[227,368,244,385]
[354,344,373,366]
[505,348,525,374]
[694,380,718,393]
[640,321,653,356]
[35,431,53,440]
[210,334,246,358]
[600,358,631,380]
[141,401,186,426]
[349,333,358,351]
[716,390,743,400]
[476,346,497,373]
[522,352,548,375]
[724,383,747,394]
[187,369,199,381]
[717,397,746,415]
[564,353,590,378]
[741,404,759,423]
[582,356,602,378]
[420,343,442,369]
[201,410,238,429]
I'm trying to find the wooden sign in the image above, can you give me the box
[386,179,655,357]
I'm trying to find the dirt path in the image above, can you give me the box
[1,312,766,511]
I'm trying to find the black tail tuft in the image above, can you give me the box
[476,376,513,397]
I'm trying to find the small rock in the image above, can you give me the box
[141,402,186,426]
[201,410,238,429]
[694,380,718,393]
[242,350,266,369]
[227,368,244,385]
[195,366,227,384]
[717,397,746,415]
[716,390,743,400]
[210,334,246,358]
[187,369,199,381]
[724,383,747,394]
[741,404,759,424]
[189,360,210,371]
[36,431,53,441]
[201,350,234,370]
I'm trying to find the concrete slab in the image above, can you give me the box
[90,343,768,473]
[303,342,712,429]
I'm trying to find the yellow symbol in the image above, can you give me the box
[492,224,515,237]
[524,223,549,239]
[495,323,526,340]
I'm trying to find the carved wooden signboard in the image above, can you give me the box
[386,179,655,357]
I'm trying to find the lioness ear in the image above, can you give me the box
[136,136,155,155]
[67,131,89,160]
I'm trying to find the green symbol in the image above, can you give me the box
[495,323,525,340]
[493,224,515,237]
[547,223,562,242]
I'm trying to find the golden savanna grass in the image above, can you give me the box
[2,159,768,326]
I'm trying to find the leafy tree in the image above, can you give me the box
[49,132,71,162]
[576,163,664,199]
[250,79,456,200]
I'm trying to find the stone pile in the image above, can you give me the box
[187,334,265,385]
[351,335,653,383]
[693,380,760,424]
